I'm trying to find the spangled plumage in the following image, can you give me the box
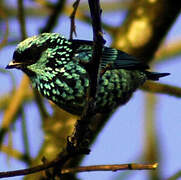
[6,33,169,115]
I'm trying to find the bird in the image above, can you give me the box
[6,33,169,115]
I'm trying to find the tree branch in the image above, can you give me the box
[17,0,26,40]
[155,39,181,63]
[66,0,105,156]
[167,170,181,180]
[0,76,29,147]
[87,0,105,98]
[0,162,158,178]
[40,0,66,33]
[112,0,181,64]
[0,5,9,50]
[141,81,181,98]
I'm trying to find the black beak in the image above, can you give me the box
[6,60,22,69]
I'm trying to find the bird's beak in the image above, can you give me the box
[6,60,23,69]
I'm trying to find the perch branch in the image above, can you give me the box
[66,0,105,156]
[69,0,80,39]
[0,162,158,178]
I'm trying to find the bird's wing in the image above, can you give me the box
[71,39,93,63]
[71,40,149,70]
[102,47,149,70]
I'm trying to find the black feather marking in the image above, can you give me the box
[145,71,170,80]
[101,47,149,70]
[71,40,149,71]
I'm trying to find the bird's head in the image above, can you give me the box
[6,33,71,76]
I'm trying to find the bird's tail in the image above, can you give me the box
[145,71,170,81]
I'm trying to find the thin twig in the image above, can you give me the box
[69,0,80,39]
[0,162,158,178]
[61,163,158,174]
[69,10,116,35]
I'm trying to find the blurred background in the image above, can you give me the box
[0,0,181,179]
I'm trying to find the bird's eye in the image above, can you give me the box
[30,51,41,61]
[13,51,21,61]
[21,46,42,64]
[13,44,47,65]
